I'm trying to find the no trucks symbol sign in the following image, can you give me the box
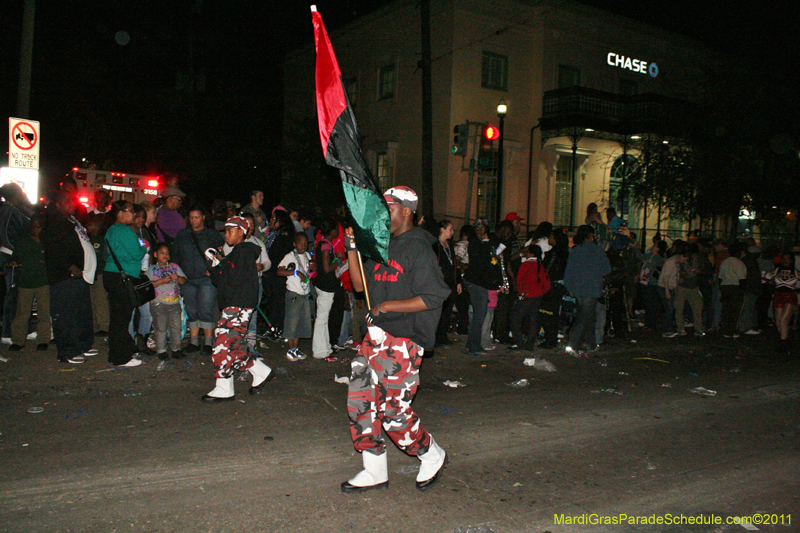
[8,117,40,170]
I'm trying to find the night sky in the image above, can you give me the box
[2,0,797,205]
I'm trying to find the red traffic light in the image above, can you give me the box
[484,125,500,140]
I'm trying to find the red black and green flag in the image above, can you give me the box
[311,6,390,264]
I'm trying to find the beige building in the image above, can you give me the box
[284,0,723,236]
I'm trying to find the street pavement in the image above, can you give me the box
[0,324,798,533]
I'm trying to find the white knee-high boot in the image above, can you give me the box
[416,435,448,491]
[248,358,274,394]
[201,377,235,403]
[340,451,389,493]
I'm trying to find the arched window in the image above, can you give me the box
[609,154,640,222]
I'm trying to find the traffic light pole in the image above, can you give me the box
[460,121,482,225]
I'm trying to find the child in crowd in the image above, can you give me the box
[8,214,50,351]
[202,216,273,402]
[511,244,551,351]
[146,243,187,361]
[277,232,315,361]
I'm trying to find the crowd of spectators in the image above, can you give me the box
[2,179,798,381]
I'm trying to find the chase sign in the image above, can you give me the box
[607,53,659,78]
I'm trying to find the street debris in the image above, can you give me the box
[0,356,8,363]
[591,388,623,395]
[508,378,529,388]
[334,375,350,384]
[263,436,274,441]
[630,339,638,343]
[443,380,466,388]
[156,360,167,372]
[632,357,670,363]
[523,358,557,372]
[64,409,87,420]
[455,525,494,533]
[27,407,44,414]
[689,387,717,397]
[618,372,629,375]
[661,383,672,388]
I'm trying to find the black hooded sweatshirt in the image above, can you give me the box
[365,226,451,350]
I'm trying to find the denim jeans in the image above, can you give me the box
[569,296,599,350]
[129,300,153,338]
[50,277,94,359]
[182,277,217,330]
[465,282,489,353]
[658,286,674,333]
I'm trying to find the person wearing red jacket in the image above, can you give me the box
[510,245,551,351]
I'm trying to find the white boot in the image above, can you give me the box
[340,451,389,493]
[201,377,235,403]
[416,435,448,491]
[248,359,274,395]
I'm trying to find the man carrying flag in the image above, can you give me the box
[311,7,451,492]
[342,186,452,493]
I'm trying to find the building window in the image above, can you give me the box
[345,77,359,107]
[554,155,574,227]
[481,52,508,91]
[376,152,393,190]
[378,64,395,100]
[609,154,640,221]
[619,78,638,96]
[558,65,581,89]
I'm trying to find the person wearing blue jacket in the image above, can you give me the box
[563,225,611,356]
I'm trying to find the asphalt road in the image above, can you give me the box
[1,326,798,533]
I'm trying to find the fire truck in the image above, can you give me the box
[67,167,164,208]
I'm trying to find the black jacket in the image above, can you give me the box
[42,208,86,285]
[210,242,261,309]
[366,227,451,350]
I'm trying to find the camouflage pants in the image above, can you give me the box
[212,307,254,379]
[347,325,431,457]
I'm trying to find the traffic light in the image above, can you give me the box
[451,123,469,155]
[478,123,498,168]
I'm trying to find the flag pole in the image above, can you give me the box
[356,249,371,310]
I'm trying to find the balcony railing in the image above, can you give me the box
[541,86,696,137]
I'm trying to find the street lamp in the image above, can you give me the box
[496,99,507,224]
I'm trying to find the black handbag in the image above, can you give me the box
[106,241,155,307]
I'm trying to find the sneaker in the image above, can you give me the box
[662,332,680,338]
[9,344,23,352]
[343,338,354,348]
[584,345,600,353]
[184,344,200,353]
[83,349,99,357]
[117,358,142,368]
[201,345,212,355]
[325,355,338,362]
[171,350,185,359]
[351,342,361,351]
[331,344,346,352]
[723,334,741,339]
[286,348,307,362]
[58,355,85,364]
[1,337,11,345]
[36,343,49,351]
[482,345,496,352]
[563,346,585,358]
[694,331,706,337]
[744,329,761,335]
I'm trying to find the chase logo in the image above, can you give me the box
[648,63,659,78]
[607,53,659,78]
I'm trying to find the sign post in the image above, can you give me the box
[8,117,40,170]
